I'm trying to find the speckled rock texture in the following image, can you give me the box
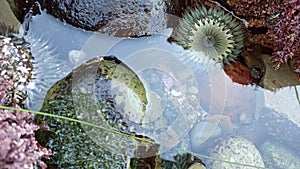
[207,136,265,169]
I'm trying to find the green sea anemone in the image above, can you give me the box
[175,5,244,65]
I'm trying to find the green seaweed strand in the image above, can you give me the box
[294,86,300,106]
[0,105,155,144]
[0,105,269,169]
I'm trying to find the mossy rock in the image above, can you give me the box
[35,56,148,168]
[35,56,206,168]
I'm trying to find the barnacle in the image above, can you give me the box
[0,35,33,106]
[175,5,244,65]
[0,31,68,110]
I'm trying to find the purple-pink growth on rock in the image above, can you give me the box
[269,0,300,69]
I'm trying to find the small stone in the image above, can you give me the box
[189,86,199,94]
[171,89,182,97]
[207,136,265,169]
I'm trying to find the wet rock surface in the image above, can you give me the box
[261,54,300,90]
[207,136,265,169]
[42,0,167,37]
[0,0,21,33]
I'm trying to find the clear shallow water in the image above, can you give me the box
[26,10,300,169]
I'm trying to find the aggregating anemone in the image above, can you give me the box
[23,30,69,110]
[174,5,244,65]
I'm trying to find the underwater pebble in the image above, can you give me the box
[207,136,265,169]
[170,89,182,97]
[239,111,252,124]
[190,121,222,148]
[189,86,199,94]
[68,49,87,65]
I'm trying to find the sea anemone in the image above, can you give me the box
[175,5,244,65]
[24,30,70,110]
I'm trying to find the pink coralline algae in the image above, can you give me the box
[0,108,51,169]
[0,80,51,169]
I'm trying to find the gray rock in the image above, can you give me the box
[207,136,265,169]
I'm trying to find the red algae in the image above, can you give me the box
[228,0,300,74]
[224,61,254,85]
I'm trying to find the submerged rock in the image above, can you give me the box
[260,140,300,169]
[259,108,300,156]
[42,0,167,37]
[36,56,150,168]
[207,136,265,169]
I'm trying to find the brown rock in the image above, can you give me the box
[261,54,300,91]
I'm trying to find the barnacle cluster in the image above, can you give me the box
[0,35,51,169]
[174,5,244,65]
[0,31,68,110]
[0,34,33,106]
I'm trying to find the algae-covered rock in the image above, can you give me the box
[35,76,127,168]
[35,56,149,168]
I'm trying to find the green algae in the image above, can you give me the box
[35,56,149,168]
[98,56,148,112]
